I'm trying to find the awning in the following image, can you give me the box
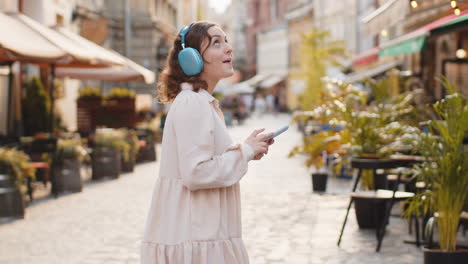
[352,47,380,67]
[0,12,123,67]
[224,82,255,95]
[344,60,401,83]
[215,81,254,96]
[245,74,268,87]
[379,9,468,58]
[55,58,155,83]
[259,74,286,88]
[431,11,468,34]
[53,27,154,83]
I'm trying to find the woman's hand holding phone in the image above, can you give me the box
[245,128,274,160]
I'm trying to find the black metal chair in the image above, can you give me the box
[21,138,57,200]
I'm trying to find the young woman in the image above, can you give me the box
[141,22,274,263]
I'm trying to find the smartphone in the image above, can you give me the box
[263,125,289,141]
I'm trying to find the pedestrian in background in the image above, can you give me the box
[141,21,274,264]
[254,93,266,117]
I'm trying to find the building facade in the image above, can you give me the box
[285,0,314,110]
[244,0,290,77]
[361,0,468,100]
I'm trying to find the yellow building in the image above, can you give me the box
[285,2,314,110]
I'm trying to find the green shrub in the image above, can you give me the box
[22,77,51,136]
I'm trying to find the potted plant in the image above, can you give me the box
[136,117,160,162]
[77,87,103,106]
[118,129,139,173]
[403,80,468,264]
[92,130,130,180]
[0,148,36,218]
[289,130,341,192]
[319,78,421,189]
[51,138,89,195]
[105,87,135,110]
[308,78,422,228]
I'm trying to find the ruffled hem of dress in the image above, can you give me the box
[141,237,249,264]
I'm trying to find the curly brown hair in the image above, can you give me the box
[157,22,218,104]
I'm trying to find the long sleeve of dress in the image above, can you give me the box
[173,92,254,191]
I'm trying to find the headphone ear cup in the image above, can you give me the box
[178,48,204,76]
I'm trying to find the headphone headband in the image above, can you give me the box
[179,23,194,49]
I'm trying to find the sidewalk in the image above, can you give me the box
[0,113,424,264]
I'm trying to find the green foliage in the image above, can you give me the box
[118,129,140,162]
[107,87,135,99]
[289,131,341,170]
[293,78,422,189]
[404,79,468,252]
[309,78,420,158]
[22,77,51,136]
[78,87,102,99]
[296,28,345,111]
[0,148,35,189]
[53,138,90,165]
[94,130,131,162]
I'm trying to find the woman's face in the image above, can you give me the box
[200,26,234,81]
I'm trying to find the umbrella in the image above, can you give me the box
[0,12,123,66]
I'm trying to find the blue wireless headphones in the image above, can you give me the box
[178,23,204,76]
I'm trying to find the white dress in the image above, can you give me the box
[141,83,254,263]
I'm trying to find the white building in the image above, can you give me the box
[256,23,288,77]
[219,0,248,73]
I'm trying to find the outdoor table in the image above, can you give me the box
[337,155,424,252]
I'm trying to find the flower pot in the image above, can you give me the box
[137,142,156,162]
[353,196,387,229]
[92,147,121,180]
[311,173,328,192]
[0,174,14,188]
[121,156,135,173]
[423,247,468,264]
[0,187,25,218]
[52,159,82,195]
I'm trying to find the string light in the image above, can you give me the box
[451,0,457,9]
[410,0,418,8]
[456,49,466,59]
[454,6,461,15]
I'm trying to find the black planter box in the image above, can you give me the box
[0,187,25,218]
[424,247,468,264]
[92,147,121,180]
[121,156,135,173]
[311,173,328,192]
[137,142,157,163]
[52,159,82,195]
[353,196,387,229]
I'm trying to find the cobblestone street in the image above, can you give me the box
[0,113,424,264]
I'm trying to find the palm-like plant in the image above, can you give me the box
[404,79,468,252]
